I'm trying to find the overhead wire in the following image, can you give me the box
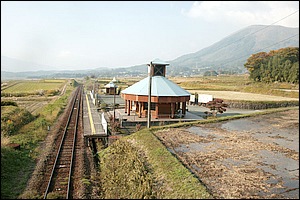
[217,33,299,69]
[198,9,299,71]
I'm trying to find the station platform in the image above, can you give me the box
[82,90,107,138]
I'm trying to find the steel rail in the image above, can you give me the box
[43,86,82,199]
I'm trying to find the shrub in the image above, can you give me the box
[1,107,35,136]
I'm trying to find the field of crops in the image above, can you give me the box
[169,75,299,99]
[1,79,69,114]
[169,75,249,91]
[2,79,67,94]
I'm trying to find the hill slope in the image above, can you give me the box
[168,25,299,75]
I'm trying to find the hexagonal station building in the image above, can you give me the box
[121,59,190,119]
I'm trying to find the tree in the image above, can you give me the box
[244,52,269,73]
[288,62,299,84]
[244,47,299,83]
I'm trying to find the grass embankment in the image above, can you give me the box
[1,84,74,199]
[98,129,213,198]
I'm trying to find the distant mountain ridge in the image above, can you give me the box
[1,56,56,72]
[1,25,299,79]
[168,25,299,75]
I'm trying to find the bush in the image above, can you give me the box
[45,89,60,96]
[1,107,35,136]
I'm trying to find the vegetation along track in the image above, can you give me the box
[40,85,84,199]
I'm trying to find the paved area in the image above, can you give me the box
[110,107,202,122]
[97,94,125,106]
[98,94,262,126]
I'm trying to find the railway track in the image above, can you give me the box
[41,85,83,199]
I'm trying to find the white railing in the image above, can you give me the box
[102,112,108,134]
[89,91,96,105]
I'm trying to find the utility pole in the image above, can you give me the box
[113,84,116,122]
[93,80,95,98]
[147,62,152,128]
[93,80,96,105]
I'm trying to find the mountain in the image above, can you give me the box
[167,25,299,75]
[0,56,57,72]
[1,25,298,79]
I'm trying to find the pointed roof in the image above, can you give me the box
[121,76,190,97]
[149,58,170,66]
[104,81,118,88]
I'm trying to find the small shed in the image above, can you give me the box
[104,81,118,95]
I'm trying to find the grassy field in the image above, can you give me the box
[169,75,299,99]
[2,79,66,93]
[169,75,250,91]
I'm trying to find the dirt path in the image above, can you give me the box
[188,90,299,101]
[155,109,299,199]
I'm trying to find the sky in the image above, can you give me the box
[1,1,299,72]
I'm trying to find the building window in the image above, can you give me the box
[153,65,165,76]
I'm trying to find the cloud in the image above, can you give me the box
[183,1,299,27]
